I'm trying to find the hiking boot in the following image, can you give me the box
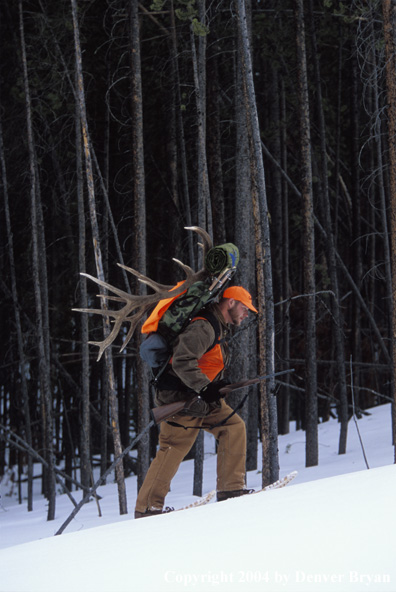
[216,489,255,502]
[134,506,174,519]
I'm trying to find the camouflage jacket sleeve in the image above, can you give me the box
[171,319,218,393]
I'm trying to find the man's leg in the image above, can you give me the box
[202,400,247,493]
[135,415,202,514]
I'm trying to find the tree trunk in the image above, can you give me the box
[190,1,210,496]
[383,0,396,457]
[293,0,318,467]
[207,44,226,245]
[75,75,91,491]
[308,0,348,454]
[129,0,150,491]
[235,0,278,485]
[71,0,127,514]
[169,1,194,263]
[369,23,393,366]
[279,75,291,435]
[190,19,210,233]
[232,1,257,471]
[350,55,363,414]
[0,113,34,511]
[19,0,55,519]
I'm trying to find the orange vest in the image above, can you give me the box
[141,281,186,334]
[142,289,224,382]
[191,316,224,381]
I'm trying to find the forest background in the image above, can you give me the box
[1,0,396,521]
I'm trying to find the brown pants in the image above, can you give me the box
[135,399,246,513]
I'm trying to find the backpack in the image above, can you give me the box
[139,280,225,373]
[139,243,239,381]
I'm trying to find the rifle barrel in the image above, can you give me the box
[219,368,295,394]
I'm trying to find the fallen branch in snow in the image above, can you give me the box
[54,419,155,536]
[0,423,101,508]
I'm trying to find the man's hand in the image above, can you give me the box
[200,380,230,403]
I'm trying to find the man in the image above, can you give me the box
[134,286,258,518]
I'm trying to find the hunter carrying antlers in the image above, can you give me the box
[75,227,258,518]
[135,283,258,518]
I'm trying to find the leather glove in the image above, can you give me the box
[200,380,230,403]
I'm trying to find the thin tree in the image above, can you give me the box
[235,0,278,484]
[71,0,127,514]
[190,5,211,234]
[19,0,56,519]
[382,0,396,458]
[129,0,150,491]
[293,0,318,467]
[190,1,211,496]
[169,0,194,263]
[0,113,33,511]
[75,76,91,490]
[279,75,291,434]
[232,0,258,471]
[308,0,348,454]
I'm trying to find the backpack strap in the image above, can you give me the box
[154,309,222,391]
[190,309,222,353]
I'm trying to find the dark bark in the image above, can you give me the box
[19,0,55,519]
[0,114,34,511]
[232,0,257,471]
[308,0,348,455]
[75,72,91,491]
[129,0,150,491]
[235,0,278,485]
[383,0,396,457]
[293,0,318,467]
[71,0,127,514]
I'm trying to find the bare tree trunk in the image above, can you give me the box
[383,0,396,457]
[293,0,318,467]
[19,0,55,519]
[368,22,393,373]
[71,0,127,514]
[308,0,348,454]
[190,1,211,496]
[129,0,150,492]
[232,0,257,471]
[190,17,210,233]
[269,66,289,436]
[207,43,226,245]
[235,0,277,485]
[350,54,363,418]
[279,75,291,435]
[75,75,91,490]
[0,114,33,511]
[169,1,194,263]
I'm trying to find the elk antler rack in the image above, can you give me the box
[73,227,213,360]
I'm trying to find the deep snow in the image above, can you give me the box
[0,404,395,592]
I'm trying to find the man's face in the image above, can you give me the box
[228,300,249,326]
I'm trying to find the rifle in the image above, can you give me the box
[151,368,294,425]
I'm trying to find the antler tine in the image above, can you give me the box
[89,304,153,361]
[77,272,133,301]
[184,226,213,258]
[119,306,151,354]
[117,263,173,292]
[89,313,128,361]
[172,258,195,277]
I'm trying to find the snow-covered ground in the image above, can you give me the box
[0,404,395,592]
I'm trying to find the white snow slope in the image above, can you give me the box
[0,404,395,592]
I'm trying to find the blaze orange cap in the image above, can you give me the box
[223,286,258,313]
